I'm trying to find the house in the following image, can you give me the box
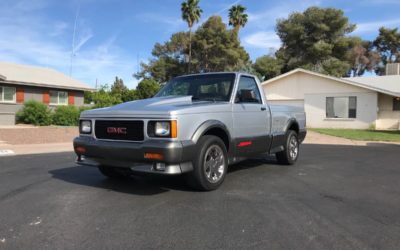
[261,68,400,130]
[0,62,93,125]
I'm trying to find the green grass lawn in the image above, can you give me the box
[310,128,400,142]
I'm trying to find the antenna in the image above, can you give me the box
[70,4,80,77]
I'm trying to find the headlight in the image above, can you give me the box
[155,122,171,136]
[148,120,177,138]
[80,120,92,134]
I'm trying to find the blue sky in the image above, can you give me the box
[1,0,400,88]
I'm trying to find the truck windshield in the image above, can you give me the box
[155,73,236,102]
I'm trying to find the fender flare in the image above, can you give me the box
[284,118,299,133]
[191,120,232,146]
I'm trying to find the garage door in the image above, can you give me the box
[267,100,304,108]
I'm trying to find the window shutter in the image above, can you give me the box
[43,90,50,104]
[16,88,24,103]
[68,92,75,105]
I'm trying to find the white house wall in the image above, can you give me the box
[377,93,400,130]
[304,92,378,129]
[263,71,378,129]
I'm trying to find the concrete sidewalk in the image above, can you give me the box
[304,130,400,146]
[0,142,73,156]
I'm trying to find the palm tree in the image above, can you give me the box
[181,0,202,72]
[228,5,248,34]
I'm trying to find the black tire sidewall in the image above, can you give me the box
[285,130,299,164]
[276,130,299,165]
[191,135,228,191]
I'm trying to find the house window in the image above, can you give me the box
[50,91,68,105]
[0,86,16,103]
[394,97,400,111]
[326,96,357,118]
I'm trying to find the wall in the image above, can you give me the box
[262,71,378,129]
[377,93,400,130]
[263,72,372,100]
[305,92,378,129]
[0,83,85,125]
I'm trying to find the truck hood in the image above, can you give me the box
[81,96,231,118]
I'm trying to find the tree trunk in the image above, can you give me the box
[188,26,192,73]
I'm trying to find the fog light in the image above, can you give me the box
[75,146,86,154]
[155,163,166,171]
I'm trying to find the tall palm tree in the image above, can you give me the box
[181,0,202,72]
[228,5,248,34]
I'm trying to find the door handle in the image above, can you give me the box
[261,107,266,111]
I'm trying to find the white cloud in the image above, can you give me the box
[0,0,137,88]
[243,31,281,49]
[353,18,400,34]
[135,13,185,33]
[247,0,322,28]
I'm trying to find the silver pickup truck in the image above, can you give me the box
[74,72,306,190]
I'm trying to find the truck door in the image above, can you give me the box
[232,76,271,156]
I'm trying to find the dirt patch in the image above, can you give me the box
[0,126,78,145]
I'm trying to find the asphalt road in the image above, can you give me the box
[1,143,400,249]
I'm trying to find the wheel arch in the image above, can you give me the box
[285,118,300,134]
[191,120,231,153]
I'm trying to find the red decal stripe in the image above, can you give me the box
[238,141,252,147]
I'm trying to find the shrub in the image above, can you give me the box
[52,106,80,126]
[17,100,52,126]
[52,105,93,126]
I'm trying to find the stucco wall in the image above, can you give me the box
[262,71,378,129]
[263,72,371,100]
[305,92,378,129]
[377,93,400,130]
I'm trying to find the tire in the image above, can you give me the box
[185,135,228,191]
[98,165,131,179]
[276,130,299,165]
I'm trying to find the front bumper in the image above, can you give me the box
[73,136,196,175]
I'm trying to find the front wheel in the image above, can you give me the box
[276,130,299,165]
[185,135,228,191]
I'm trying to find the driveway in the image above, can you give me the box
[0,143,399,249]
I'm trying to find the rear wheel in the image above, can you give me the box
[185,135,228,191]
[276,130,299,165]
[98,165,131,179]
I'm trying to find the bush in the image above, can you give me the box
[52,105,81,126]
[52,106,93,126]
[17,100,52,126]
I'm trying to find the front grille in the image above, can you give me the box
[95,120,144,141]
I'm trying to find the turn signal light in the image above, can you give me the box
[144,153,163,160]
[171,120,177,138]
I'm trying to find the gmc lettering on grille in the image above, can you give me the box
[106,127,127,134]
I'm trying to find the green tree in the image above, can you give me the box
[276,7,356,77]
[253,55,283,80]
[228,5,248,34]
[137,16,250,80]
[192,16,250,72]
[110,76,127,96]
[181,0,202,72]
[121,89,137,102]
[91,85,122,108]
[136,32,189,82]
[136,79,161,99]
[373,27,400,75]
